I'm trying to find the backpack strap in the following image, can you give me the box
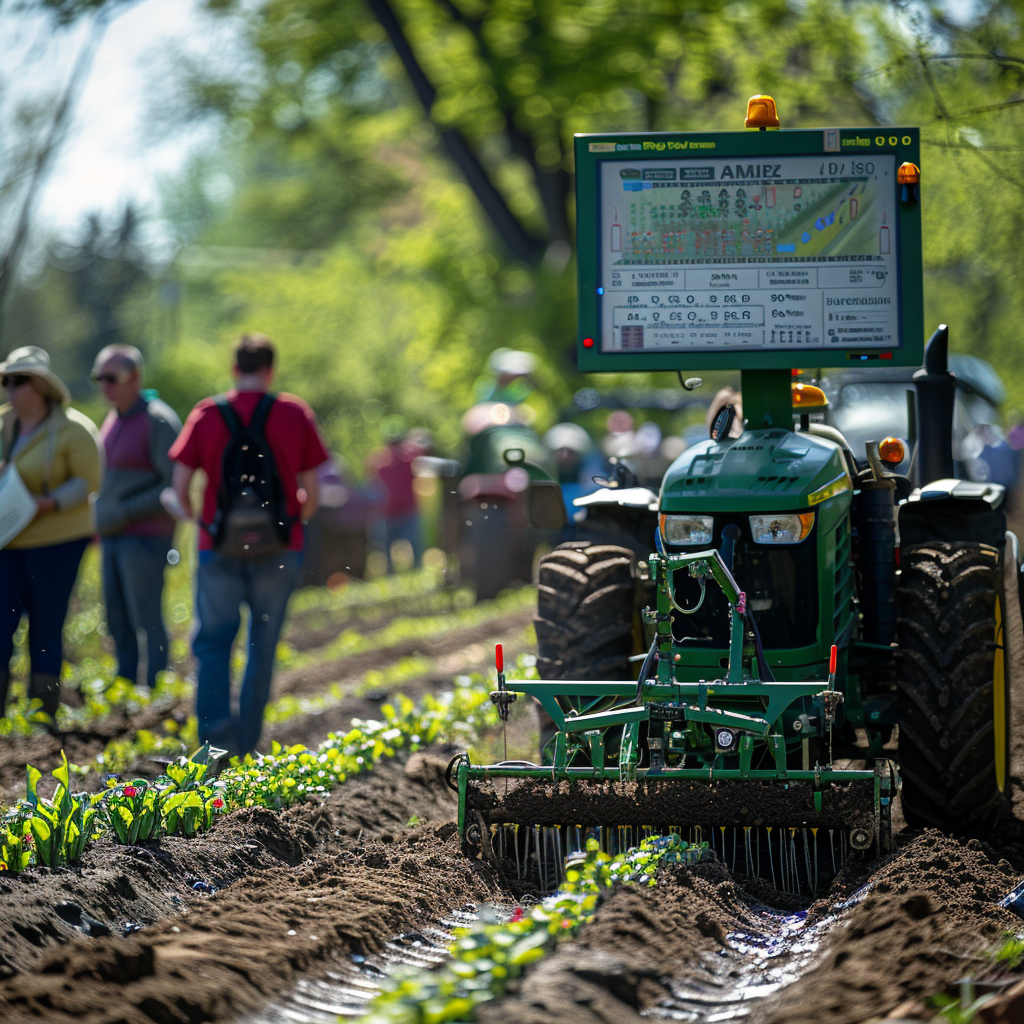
[248,392,277,436]
[215,395,244,435]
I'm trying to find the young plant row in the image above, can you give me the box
[283,586,535,673]
[2,583,530,745]
[1,675,500,874]
[0,670,194,741]
[360,834,709,1024]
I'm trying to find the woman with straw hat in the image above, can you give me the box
[0,346,102,721]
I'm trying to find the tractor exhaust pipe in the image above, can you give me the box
[912,324,957,487]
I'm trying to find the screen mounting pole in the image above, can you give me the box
[741,368,794,431]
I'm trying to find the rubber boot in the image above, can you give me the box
[0,667,9,719]
[28,673,61,731]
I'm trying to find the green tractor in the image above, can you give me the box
[450,99,1023,895]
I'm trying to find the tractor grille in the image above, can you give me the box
[671,515,818,650]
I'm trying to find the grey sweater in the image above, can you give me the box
[94,396,182,537]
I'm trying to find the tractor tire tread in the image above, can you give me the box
[895,541,1005,830]
[535,542,638,683]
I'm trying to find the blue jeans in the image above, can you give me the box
[193,549,302,755]
[0,537,90,676]
[102,535,173,688]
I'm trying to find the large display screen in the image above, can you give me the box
[575,128,923,372]
[600,154,898,355]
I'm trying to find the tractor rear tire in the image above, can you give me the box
[895,542,1011,830]
[534,542,638,680]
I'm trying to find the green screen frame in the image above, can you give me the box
[575,127,923,372]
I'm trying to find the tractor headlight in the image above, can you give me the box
[660,514,714,546]
[749,512,815,545]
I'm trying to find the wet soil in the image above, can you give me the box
[0,755,504,1024]
[4,590,1024,1023]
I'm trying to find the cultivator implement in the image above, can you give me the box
[453,548,899,895]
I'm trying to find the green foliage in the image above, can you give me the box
[2,754,98,871]
[361,833,707,1022]
[1,666,501,870]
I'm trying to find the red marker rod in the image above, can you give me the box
[828,644,838,688]
[495,643,504,674]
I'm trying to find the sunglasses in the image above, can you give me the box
[91,373,126,385]
[2,374,32,389]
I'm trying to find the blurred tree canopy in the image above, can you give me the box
[7,0,1024,468]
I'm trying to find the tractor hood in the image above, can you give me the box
[661,428,850,513]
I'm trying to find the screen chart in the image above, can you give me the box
[599,154,899,355]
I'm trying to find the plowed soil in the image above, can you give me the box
[3,597,1024,1023]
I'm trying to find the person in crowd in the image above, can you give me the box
[365,418,429,572]
[92,345,181,689]
[168,333,329,756]
[543,422,605,519]
[0,346,102,720]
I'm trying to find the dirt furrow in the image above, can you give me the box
[0,754,504,1024]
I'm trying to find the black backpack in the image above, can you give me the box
[208,393,293,558]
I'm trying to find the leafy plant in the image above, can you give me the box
[2,663,505,867]
[7,754,98,869]
[0,821,32,874]
[104,781,161,845]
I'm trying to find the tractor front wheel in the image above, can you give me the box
[534,542,638,681]
[895,542,1014,830]
[533,542,639,760]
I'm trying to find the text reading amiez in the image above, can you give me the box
[719,164,782,179]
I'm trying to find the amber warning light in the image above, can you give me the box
[744,94,780,130]
[897,161,921,204]
[878,437,907,464]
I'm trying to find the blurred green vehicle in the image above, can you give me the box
[455,407,561,600]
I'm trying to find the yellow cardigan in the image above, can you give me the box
[0,404,103,549]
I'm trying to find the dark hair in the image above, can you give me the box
[233,333,276,375]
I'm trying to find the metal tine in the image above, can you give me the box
[802,830,813,898]
[744,827,753,876]
[830,828,836,876]
[555,826,563,885]
[779,827,787,892]
[790,830,799,895]
[757,827,761,879]
[731,828,737,872]
[812,828,819,898]
[533,826,542,889]
[767,827,777,889]
[514,825,522,880]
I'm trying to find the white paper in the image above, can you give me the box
[0,465,37,548]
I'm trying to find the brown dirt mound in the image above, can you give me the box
[0,753,463,987]
[0,827,499,1024]
[766,830,1022,1024]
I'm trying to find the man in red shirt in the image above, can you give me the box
[169,334,329,755]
